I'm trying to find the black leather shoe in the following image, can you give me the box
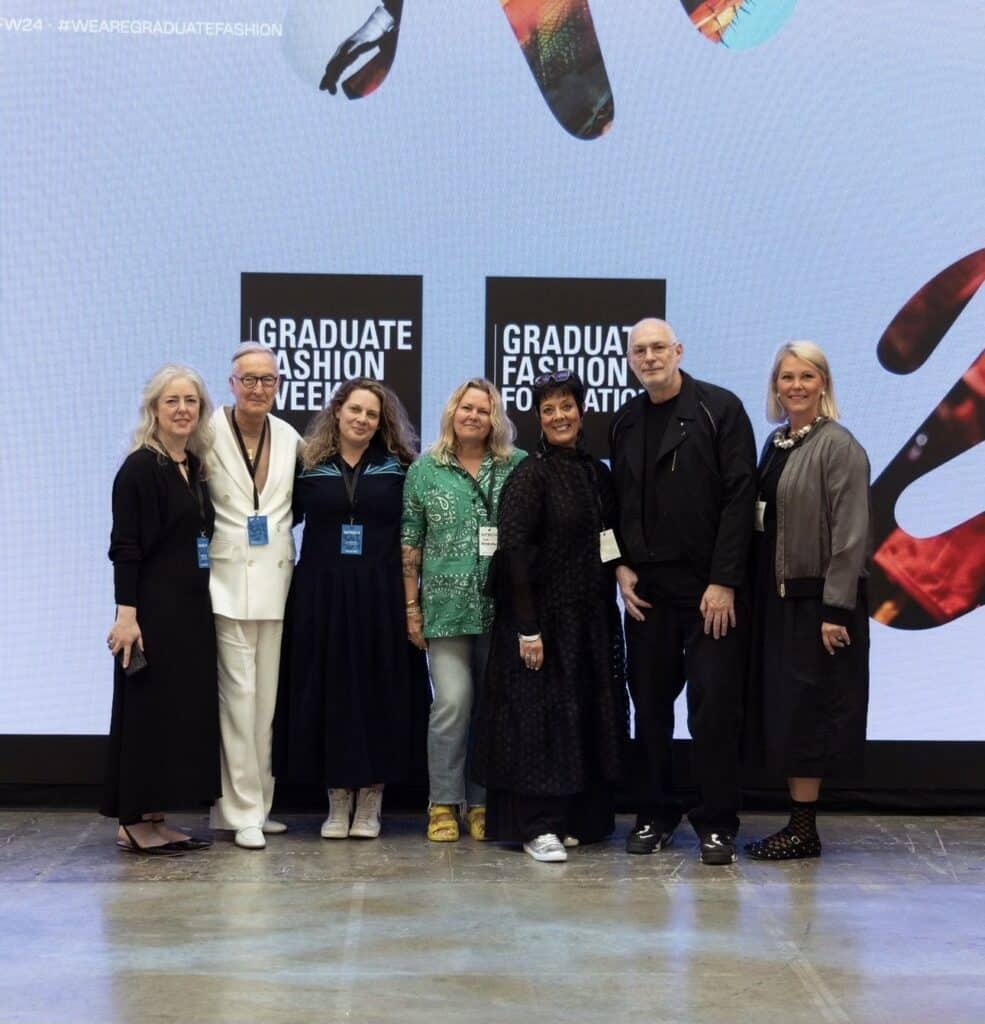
[625,823,675,855]
[699,831,737,865]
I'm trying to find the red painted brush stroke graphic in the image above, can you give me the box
[870,250,985,629]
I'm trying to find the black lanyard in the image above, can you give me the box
[148,442,207,533]
[455,457,498,518]
[231,411,268,513]
[189,460,208,534]
[340,458,364,524]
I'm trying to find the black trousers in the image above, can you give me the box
[625,574,747,834]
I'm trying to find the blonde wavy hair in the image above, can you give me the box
[429,378,517,465]
[302,378,418,469]
[128,363,215,461]
[767,341,840,424]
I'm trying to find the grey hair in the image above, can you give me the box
[767,341,840,423]
[127,364,215,459]
[231,341,277,369]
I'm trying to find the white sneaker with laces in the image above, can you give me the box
[262,819,288,835]
[349,786,383,839]
[523,833,568,862]
[321,789,354,839]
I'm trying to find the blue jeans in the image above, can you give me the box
[426,633,490,807]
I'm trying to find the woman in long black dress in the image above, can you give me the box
[474,371,628,863]
[745,342,870,860]
[275,379,428,840]
[102,364,220,854]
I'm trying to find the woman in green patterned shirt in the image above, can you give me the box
[401,379,525,842]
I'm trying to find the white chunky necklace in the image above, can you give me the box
[772,416,826,450]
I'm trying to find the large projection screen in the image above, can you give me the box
[1,2,982,749]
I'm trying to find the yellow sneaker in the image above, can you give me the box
[427,804,459,842]
[466,805,486,841]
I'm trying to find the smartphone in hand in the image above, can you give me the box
[116,646,148,677]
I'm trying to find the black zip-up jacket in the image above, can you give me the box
[608,371,757,588]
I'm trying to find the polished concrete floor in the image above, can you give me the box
[0,811,983,1023]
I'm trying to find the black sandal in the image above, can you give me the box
[117,824,185,857]
[148,816,213,851]
[168,837,213,851]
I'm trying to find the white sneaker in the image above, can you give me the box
[262,819,288,835]
[523,833,567,862]
[349,786,383,838]
[562,835,580,848]
[321,789,353,839]
[235,826,266,850]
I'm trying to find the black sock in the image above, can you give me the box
[788,799,818,838]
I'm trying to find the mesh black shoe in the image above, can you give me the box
[744,827,821,861]
[625,823,676,855]
[699,831,737,865]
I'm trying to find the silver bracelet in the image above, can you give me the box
[518,633,541,643]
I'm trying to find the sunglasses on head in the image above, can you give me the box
[533,370,575,387]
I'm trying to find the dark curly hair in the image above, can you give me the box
[302,378,418,469]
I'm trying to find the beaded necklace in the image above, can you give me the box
[772,416,826,450]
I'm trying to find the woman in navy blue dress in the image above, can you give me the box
[274,379,429,839]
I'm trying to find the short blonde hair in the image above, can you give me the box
[128,363,215,459]
[767,341,840,423]
[429,378,517,464]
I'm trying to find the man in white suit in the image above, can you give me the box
[208,342,302,849]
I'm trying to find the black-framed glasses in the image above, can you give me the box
[233,374,278,389]
[533,370,575,387]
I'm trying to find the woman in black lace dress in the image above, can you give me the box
[473,372,628,863]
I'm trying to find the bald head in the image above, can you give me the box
[626,318,683,401]
[628,318,678,349]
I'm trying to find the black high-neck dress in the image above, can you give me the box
[473,441,629,842]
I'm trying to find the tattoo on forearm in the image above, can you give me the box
[401,547,421,579]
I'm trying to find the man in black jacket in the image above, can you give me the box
[609,317,756,864]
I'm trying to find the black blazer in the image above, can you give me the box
[608,371,757,588]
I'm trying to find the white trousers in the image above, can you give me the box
[209,616,283,831]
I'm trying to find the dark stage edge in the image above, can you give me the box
[2,736,984,812]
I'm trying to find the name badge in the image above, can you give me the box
[247,515,269,546]
[599,528,621,563]
[478,525,498,557]
[196,536,211,569]
[341,523,364,556]
[754,500,766,533]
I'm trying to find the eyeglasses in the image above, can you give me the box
[533,370,575,387]
[631,342,678,355]
[233,374,278,390]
